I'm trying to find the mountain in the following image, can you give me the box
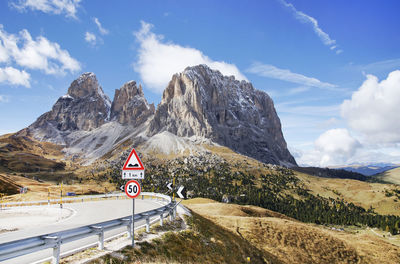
[110,80,155,125]
[149,65,296,166]
[331,163,399,176]
[20,73,112,145]
[293,166,369,181]
[14,65,296,167]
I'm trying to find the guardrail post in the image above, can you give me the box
[173,206,176,219]
[160,213,163,226]
[52,242,60,264]
[121,218,131,238]
[53,240,61,264]
[91,226,104,250]
[141,195,144,200]
[146,216,150,233]
[44,236,60,264]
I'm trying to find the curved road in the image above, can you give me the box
[0,197,166,263]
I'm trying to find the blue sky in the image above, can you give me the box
[1,0,400,166]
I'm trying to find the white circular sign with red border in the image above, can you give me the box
[125,180,141,198]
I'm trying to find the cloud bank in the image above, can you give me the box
[133,21,247,93]
[341,70,400,145]
[0,24,80,87]
[296,70,400,166]
[295,128,361,167]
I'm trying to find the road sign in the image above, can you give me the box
[166,182,172,191]
[177,185,186,199]
[122,148,145,179]
[125,180,141,199]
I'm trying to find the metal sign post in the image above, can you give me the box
[132,197,135,247]
[122,149,145,247]
[125,180,141,247]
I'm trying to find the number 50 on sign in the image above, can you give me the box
[125,180,141,198]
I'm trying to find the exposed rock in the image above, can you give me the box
[148,64,296,166]
[110,81,154,125]
[19,66,297,166]
[25,72,111,144]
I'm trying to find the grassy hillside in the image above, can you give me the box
[0,174,21,195]
[0,134,66,173]
[295,171,400,216]
[90,210,275,264]
[2,133,400,235]
[376,167,400,185]
[104,147,400,235]
[90,198,400,263]
[185,199,400,264]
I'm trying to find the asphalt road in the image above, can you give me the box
[0,197,166,263]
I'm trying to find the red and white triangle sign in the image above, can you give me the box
[121,148,145,179]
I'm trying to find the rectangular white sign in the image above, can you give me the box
[122,170,145,179]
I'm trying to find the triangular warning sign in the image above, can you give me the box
[122,148,145,170]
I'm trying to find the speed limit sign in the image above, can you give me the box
[125,180,141,198]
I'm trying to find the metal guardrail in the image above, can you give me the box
[0,192,176,264]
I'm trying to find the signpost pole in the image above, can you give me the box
[132,197,135,247]
[121,148,144,248]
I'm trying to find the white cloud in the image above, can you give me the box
[10,0,81,19]
[280,0,340,52]
[84,31,96,45]
[341,70,400,145]
[0,66,30,87]
[133,21,247,93]
[296,128,361,167]
[0,24,80,75]
[336,49,343,55]
[247,62,337,89]
[93,17,109,35]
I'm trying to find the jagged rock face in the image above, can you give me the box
[27,73,111,143]
[149,65,297,166]
[110,81,155,125]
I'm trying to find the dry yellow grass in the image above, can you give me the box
[378,167,400,185]
[295,171,400,216]
[0,173,115,202]
[186,199,400,264]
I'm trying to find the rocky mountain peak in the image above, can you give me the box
[25,73,112,144]
[110,80,154,125]
[149,64,297,166]
[68,72,97,97]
